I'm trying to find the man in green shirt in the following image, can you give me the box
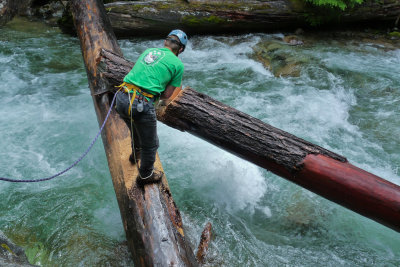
[116,30,187,185]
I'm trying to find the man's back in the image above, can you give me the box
[123,47,184,96]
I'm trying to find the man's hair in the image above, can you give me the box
[165,36,182,54]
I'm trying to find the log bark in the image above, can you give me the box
[69,0,197,266]
[159,89,400,233]
[196,222,212,264]
[99,50,400,233]
[102,0,400,36]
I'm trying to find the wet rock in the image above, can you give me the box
[252,40,306,77]
[0,231,37,267]
[0,0,32,26]
[283,35,304,46]
[32,0,65,26]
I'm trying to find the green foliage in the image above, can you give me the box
[302,7,343,26]
[301,0,364,26]
[388,31,400,38]
[305,0,363,10]
[303,13,326,26]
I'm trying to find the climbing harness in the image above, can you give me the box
[116,82,155,116]
[0,91,119,183]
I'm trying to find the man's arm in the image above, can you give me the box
[161,85,182,100]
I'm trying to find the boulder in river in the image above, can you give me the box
[31,0,66,26]
[0,231,37,267]
[252,38,307,77]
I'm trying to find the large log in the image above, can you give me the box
[99,50,400,233]
[69,0,198,266]
[102,0,400,36]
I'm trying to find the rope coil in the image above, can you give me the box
[0,92,118,183]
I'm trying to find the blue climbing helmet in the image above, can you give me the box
[167,29,188,51]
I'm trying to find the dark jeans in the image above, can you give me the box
[115,91,159,177]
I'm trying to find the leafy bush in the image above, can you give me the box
[305,0,364,10]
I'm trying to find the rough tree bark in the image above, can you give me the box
[196,222,212,264]
[99,49,400,233]
[69,0,198,266]
[102,0,400,36]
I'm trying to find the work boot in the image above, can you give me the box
[137,169,164,186]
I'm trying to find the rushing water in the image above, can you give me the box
[1,17,399,266]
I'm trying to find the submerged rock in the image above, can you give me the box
[31,0,66,26]
[252,38,306,77]
[284,191,328,233]
[0,231,37,267]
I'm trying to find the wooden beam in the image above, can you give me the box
[100,50,400,233]
[69,0,198,265]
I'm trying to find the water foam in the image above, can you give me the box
[158,123,268,213]
[1,24,399,266]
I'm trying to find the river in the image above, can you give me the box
[0,17,399,266]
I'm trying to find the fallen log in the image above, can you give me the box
[102,0,400,36]
[69,0,197,265]
[99,50,400,233]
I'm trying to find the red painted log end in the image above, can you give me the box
[299,154,400,232]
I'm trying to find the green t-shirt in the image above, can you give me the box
[123,47,184,96]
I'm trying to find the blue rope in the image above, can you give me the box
[0,92,118,183]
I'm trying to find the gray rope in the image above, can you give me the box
[0,92,118,183]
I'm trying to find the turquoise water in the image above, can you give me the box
[1,18,399,266]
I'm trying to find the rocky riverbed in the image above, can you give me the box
[0,231,37,267]
[253,29,400,77]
